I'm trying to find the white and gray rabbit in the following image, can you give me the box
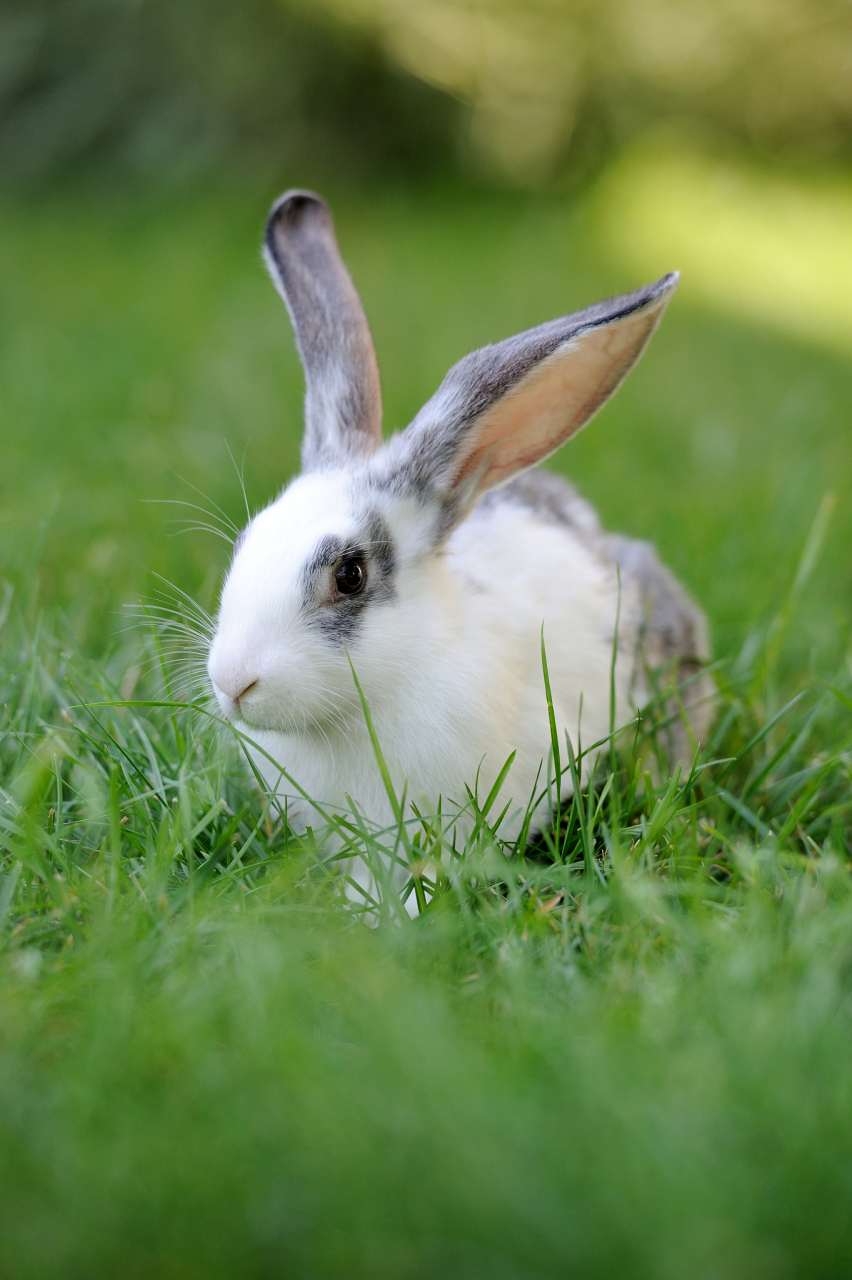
[207,190,713,856]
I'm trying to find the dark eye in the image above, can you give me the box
[335,558,365,596]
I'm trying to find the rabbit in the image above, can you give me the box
[207,189,713,875]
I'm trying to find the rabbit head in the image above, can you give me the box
[207,190,677,737]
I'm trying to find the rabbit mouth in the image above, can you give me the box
[209,679,272,730]
[209,655,352,735]
[230,691,349,737]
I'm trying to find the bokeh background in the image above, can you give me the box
[2,0,851,671]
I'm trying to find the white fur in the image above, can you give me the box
[208,472,644,845]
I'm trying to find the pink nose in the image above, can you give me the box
[208,663,258,703]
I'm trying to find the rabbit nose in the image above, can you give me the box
[209,662,258,703]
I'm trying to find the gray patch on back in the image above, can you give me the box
[475,470,603,547]
[606,535,709,668]
[606,533,714,758]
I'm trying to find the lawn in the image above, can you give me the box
[1,164,851,1277]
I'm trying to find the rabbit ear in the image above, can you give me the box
[382,273,677,530]
[264,191,383,472]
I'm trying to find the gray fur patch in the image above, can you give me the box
[607,533,715,758]
[475,470,603,546]
[301,511,396,644]
[607,535,709,668]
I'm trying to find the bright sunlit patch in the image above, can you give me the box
[595,142,852,355]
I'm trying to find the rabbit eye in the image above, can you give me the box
[335,558,365,595]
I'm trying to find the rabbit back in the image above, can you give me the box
[463,468,713,767]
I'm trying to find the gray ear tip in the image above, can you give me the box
[266,189,331,241]
[654,270,680,297]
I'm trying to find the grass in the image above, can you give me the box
[1,560,851,1277]
[1,164,852,1275]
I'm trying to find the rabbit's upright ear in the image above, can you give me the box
[382,273,678,531]
[264,191,382,472]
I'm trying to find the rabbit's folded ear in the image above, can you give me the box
[264,191,383,472]
[382,273,678,531]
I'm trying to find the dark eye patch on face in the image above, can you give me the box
[301,512,396,643]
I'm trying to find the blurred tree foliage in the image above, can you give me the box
[320,0,852,181]
[1,0,851,186]
[0,0,459,184]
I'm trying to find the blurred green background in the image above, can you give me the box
[3,8,852,1277]
[1,0,851,669]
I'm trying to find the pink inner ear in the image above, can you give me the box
[453,301,668,493]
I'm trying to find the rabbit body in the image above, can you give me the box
[207,190,712,855]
